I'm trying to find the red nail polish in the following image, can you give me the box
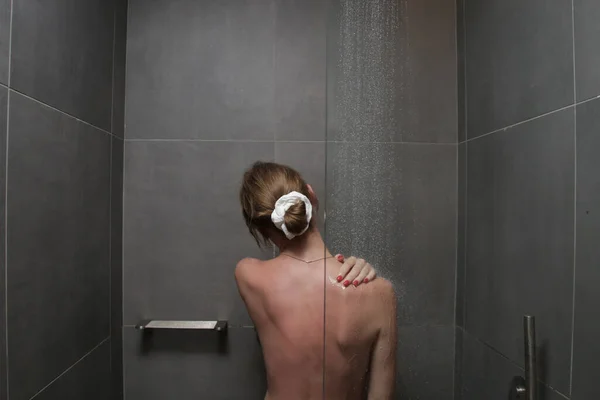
[336,255,344,262]
[336,275,343,282]
[343,280,350,287]
[353,280,359,287]
[363,278,369,283]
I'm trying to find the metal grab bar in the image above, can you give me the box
[136,320,228,332]
[512,315,537,400]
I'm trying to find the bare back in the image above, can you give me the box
[235,256,397,400]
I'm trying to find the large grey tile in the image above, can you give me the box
[396,325,454,400]
[457,0,466,143]
[275,142,326,234]
[112,0,128,138]
[111,137,124,400]
[327,0,457,143]
[326,143,457,325]
[0,0,9,85]
[123,327,266,400]
[7,93,111,400]
[572,97,600,400]
[274,0,326,141]
[574,0,600,102]
[465,0,574,138]
[0,87,6,400]
[456,143,466,327]
[126,0,275,140]
[465,108,575,393]
[123,141,273,326]
[459,329,567,400]
[34,340,111,400]
[11,0,114,130]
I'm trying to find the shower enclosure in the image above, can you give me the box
[0,0,597,399]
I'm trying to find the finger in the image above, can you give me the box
[337,256,356,283]
[353,263,371,286]
[335,254,345,263]
[364,268,377,284]
[344,258,366,287]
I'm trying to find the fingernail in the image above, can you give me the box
[336,255,344,262]
[363,278,369,283]
[353,280,359,287]
[336,275,343,282]
[343,280,350,287]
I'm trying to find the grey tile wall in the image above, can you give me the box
[2,1,126,399]
[123,327,266,400]
[10,0,115,130]
[0,87,6,400]
[0,0,9,85]
[571,97,600,399]
[455,143,465,328]
[465,109,574,393]
[464,0,574,138]
[112,0,128,138]
[456,0,466,143]
[33,340,111,400]
[7,93,111,400]
[396,325,455,400]
[574,0,600,102]
[274,0,326,141]
[123,141,273,326]
[125,0,276,140]
[111,137,125,400]
[326,143,457,326]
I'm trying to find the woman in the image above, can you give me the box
[236,162,397,400]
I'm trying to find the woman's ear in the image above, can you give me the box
[307,184,319,209]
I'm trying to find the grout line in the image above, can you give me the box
[29,337,110,400]
[461,328,568,398]
[462,140,468,329]
[569,0,578,395]
[4,2,13,398]
[8,89,117,139]
[456,95,600,146]
[466,103,574,143]
[124,138,457,145]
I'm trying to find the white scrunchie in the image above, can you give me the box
[271,191,313,240]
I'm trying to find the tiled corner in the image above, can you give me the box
[10,0,114,130]
[111,137,124,400]
[572,97,600,399]
[465,108,575,393]
[7,93,111,400]
[274,0,326,141]
[123,141,273,326]
[326,143,457,326]
[456,143,466,327]
[125,0,275,140]
[464,0,574,138]
[0,0,9,85]
[574,0,600,102]
[458,329,567,400]
[123,327,266,400]
[0,87,6,400]
[396,325,455,400]
[33,340,111,400]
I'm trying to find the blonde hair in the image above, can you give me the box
[240,162,311,247]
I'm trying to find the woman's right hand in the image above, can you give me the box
[335,254,377,287]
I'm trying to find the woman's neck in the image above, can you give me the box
[276,229,332,262]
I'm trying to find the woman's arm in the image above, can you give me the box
[368,281,397,399]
